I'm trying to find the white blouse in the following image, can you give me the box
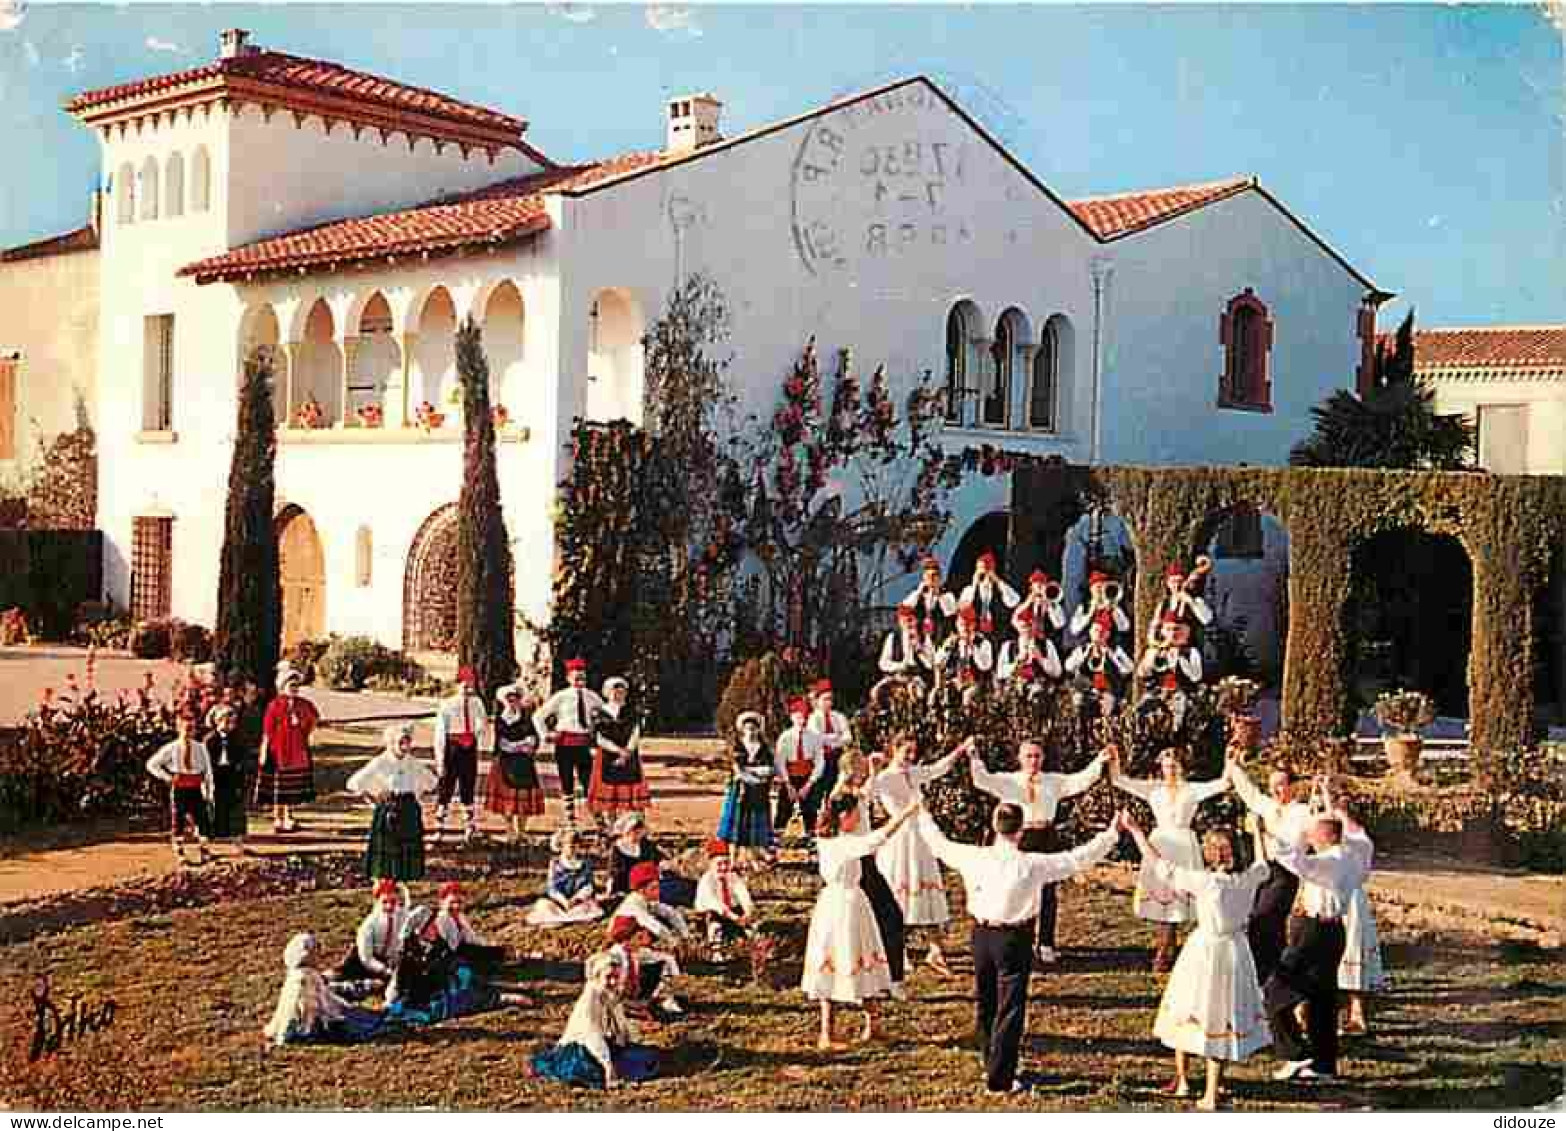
[869,752,961,813]
[1111,774,1229,831]
[346,751,438,797]
[970,755,1104,827]
[695,869,755,919]
[145,739,214,795]
[1155,859,1271,937]
[353,906,406,977]
[817,828,893,888]
[556,981,639,1082]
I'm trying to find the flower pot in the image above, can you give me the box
[1382,734,1423,777]
[1227,712,1262,753]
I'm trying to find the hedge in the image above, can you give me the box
[0,530,103,640]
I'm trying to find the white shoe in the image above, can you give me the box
[1034,946,1058,965]
[888,983,908,1002]
[1273,1059,1313,1081]
[656,995,684,1016]
[1296,1067,1335,1081]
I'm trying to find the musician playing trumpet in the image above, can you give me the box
[901,555,958,644]
[873,605,937,705]
[997,607,1064,691]
[1066,612,1135,717]
[1070,570,1132,637]
[934,604,994,707]
[1013,569,1068,639]
[958,550,1020,645]
[1138,615,1205,730]
[1146,559,1214,646]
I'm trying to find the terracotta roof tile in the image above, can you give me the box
[66,49,524,139]
[1410,327,1566,378]
[1066,177,1255,239]
[1,225,100,263]
[180,154,671,283]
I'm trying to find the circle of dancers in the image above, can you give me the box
[143,551,1386,1105]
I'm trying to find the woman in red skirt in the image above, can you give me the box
[257,662,319,833]
[485,683,547,842]
[588,677,650,822]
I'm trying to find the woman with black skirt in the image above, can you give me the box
[203,703,254,855]
[347,722,437,883]
[840,754,908,1000]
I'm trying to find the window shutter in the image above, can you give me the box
[0,358,15,461]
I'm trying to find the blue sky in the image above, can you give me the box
[0,2,1560,330]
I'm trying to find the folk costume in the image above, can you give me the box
[901,556,959,643]
[716,713,777,852]
[868,747,965,927]
[485,684,546,827]
[1149,857,1273,1063]
[773,701,826,840]
[346,723,436,882]
[1229,765,1314,984]
[968,750,1107,957]
[609,821,696,909]
[434,881,506,972]
[526,829,604,926]
[146,729,214,860]
[1138,617,1205,731]
[331,879,408,998]
[534,659,605,827]
[996,619,1063,688]
[264,933,384,1047]
[873,609,937,705]
[613,877,692,946]
[531,952,658,1089]
[848,789,907,992]
[384,906,507,1023]
[958,550,1021,644]
[589,678,650,819]
[1147,562,1214,647]
[1338,829,1387,996]
[806,682,852,802]
[1108,768,1230,926]
[257,671,319,812]
[1069,571,1133,638]
[800,824,901,1005]
[1066,614,1136,717]
[433,669,489,841]
[1013,570,1068,649]
[202,710,253,843]
[695,839,756,952]
[606,916,684,1016]
[934,609,995,702]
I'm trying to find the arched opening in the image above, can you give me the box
[189,146,211,213]
[238,304,283,422]
[1192,502,1291,693]
[1062,507,1138,617]
[276,505,326,649]
[403,503,461,653]
[1343,528,1473,727]
[138,156,160,220]
[949,511,1014,594]
[293,299,341,426]
[482,280,525,414]
[116,162,136,225]
[1030,315,1072,432]
[351,292,400,425]
[586,287,644,424]
[983,308,1025,429]
[412,286,457,417]
[1534,542,1566,730]
[164,152,185,218]
[944,299,980,426]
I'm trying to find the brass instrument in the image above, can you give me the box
[1184,555,1213,594]
[1103,580,1124,606]
[1043,580,1064,604]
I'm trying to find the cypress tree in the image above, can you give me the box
[213,347,283,691]
[455,317,518,700]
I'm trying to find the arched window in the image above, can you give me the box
[1029,319,1057,431]
[164,152,185,218]
[190,146,211,214]
[117,162,136,224]
[1219,289,1273,410]
[944,304,968,424]
[138,157,159,220]
[983,312,1015,428]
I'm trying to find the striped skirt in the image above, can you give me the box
[254,759,315,807]
[366,793,426,882]
[716,780,776,848]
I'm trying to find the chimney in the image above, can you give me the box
[665,93,722,155]
[219,28,257,60]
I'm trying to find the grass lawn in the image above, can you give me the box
[2,854,1560,1112]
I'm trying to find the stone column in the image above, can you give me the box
[283,341,303,428]
[393,330,419,427]
[339,335,361,426]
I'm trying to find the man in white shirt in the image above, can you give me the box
[959,550,1021,646]
[935,605,994,705]
[773,696,825,841]
[432,665,489,843]
[806,680,852,802]
[873,605,936,705]
[533,657,605,828]
[919,802,1127,1094]
[902,555,958,643]
[968,741,1108,964]
[1262,778,1369,1082]
[1228,757,1315,983]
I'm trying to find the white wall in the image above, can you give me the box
[1101,188,1367,467]
[1429,378,1566,474]
[0,244,98,471]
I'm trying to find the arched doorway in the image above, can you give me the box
[404,504,460,653]
[276,505,325,649]
[1061,507,1138,614]
[1343,528,1472,722]
[1191,502,1291,688]
[949,511,1013,592]
[586,287,645,424]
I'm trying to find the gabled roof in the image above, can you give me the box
[1409,326,1566,382]
[1065,178,1255,239]
[1,225,100,263]
[65,47,531,153]
[179,155,668,283]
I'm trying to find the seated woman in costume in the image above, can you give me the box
[384,905,529,1023]
[525,827,605,927]
[264,932,384,1047]
[529,951,658,1089]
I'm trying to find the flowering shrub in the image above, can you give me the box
[292,395,326,430]
[414,401,445,432]
[0,607,31,645]
[1374,688,1436,735]
[491,404,510,428]
[1215,676,1262,716]
[355,402,384,428]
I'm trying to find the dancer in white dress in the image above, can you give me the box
[868,734,971,977]
[801,792,922,1051]
[1336,800,1386,1034]
[1107,745,1231,971]
[1123,819,1272,1109]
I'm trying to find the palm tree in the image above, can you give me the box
[1289,311,1474,469]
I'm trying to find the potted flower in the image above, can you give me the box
[414,400,445,432]
[491,403,510,428]
[292,395,325,430]
[355,402,384,429]
[1215,676,1263,753]
[1374,688,1436,776]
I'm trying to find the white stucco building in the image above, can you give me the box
[10,30,1388,662]
[1417,326,1566,475]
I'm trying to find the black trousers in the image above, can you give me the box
[1265,917,1346,1075]
[169,786,210,838]
[554,739,593,800]
[774,775,823,836]
[972,923,1033,1092]
[1248,861,1300,985]
[1019,827,1059,949]
[437,741,478,807]
[860,856,907,984]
